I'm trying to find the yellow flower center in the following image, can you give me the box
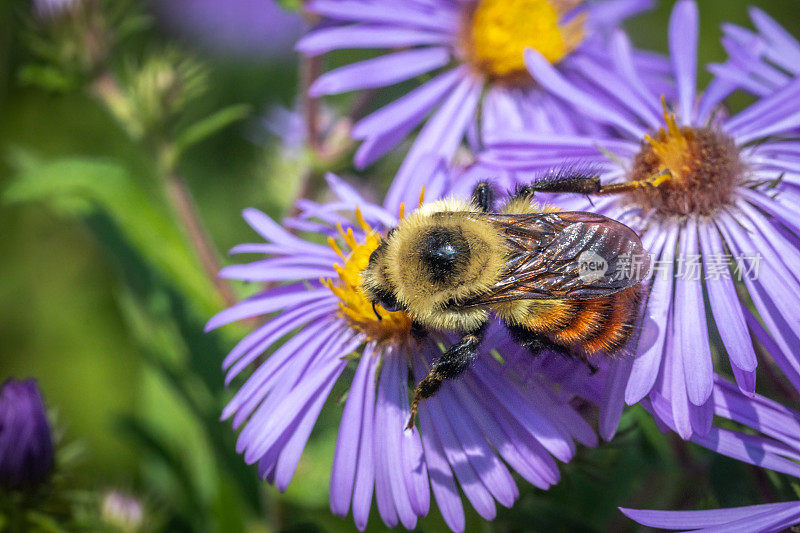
[627,98,743,217]
[322,208,412,343]
[466,0,585,80]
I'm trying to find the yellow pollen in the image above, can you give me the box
[627,96,743,217]
[467,0,585,79]
[642,97,695,184]
[322,208,411,342]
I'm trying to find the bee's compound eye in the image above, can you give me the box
[377,293,402,312]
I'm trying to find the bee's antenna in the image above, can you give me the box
[372,302,383,321]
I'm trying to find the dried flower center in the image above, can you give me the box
[627,103,744,217]
[465,0,585,80]
[323,208,411,342]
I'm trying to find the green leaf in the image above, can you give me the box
[25,511,67,533]
[17,64,77,92]
[174,104,251,155]
[91,218,262,515]
[4,156,223,317]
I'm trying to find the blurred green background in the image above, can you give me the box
[1,0,799,531]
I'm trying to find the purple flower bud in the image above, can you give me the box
[0,378,54,490]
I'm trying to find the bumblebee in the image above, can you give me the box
[361,170,663,429]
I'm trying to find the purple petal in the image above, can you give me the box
[352,345,380,530]
[241,333,358,462]
[571,55,661,128]
[352,67,461,139]
[399,371,430,517]
[225,300,334,383]
[226,320,342,426]
[524,48,646,138]
[693,427,800,479]
[600,356,634,441]
[305,0,458,33]
[696,77,738,125]
[649,395,800,477]
[354,121,420,170]
[274,360,347,490]
[675,220,713,406]
[695,503,800,533]
[374,352,417,529]
[220,254,336,280]
[221,298,329,370]
[626,227,675,404]
[723,78,800,137]
[713,377,800,450]
[449,378,555,489]
[324,173,368,205]
[415,396,466,533]
[668,0,698,123]
[297,25,450,55]
[666,319,693,439]
[716,215,800,383]
[423,393,496,520]
[206,285,330,331]
[698,218,759,391]
[385,70,481,213]
[330,353,378,517]
[484,131,639,155]
[469,359,575,462]
[749,7,800,70]
[437,386,518,508]
[620,502,800,529]
[745,310,800,396]
[310,47,451,96]
[242,208,326,250]
[608,30,662,125]
[586,0,654,29]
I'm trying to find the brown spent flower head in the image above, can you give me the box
[627,103,744,218]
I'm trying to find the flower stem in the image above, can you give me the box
[90,70,238,308]
[163,167,238,308]
[301,54,323,153]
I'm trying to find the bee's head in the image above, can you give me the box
[360,201,507,331]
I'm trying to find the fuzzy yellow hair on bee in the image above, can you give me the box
[358,175,654,431]
[361,197,507,331]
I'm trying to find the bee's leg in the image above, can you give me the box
[406,324,486,430]
[411,320,427,340]
[507,324,598,374]
[525,169,672,196]
[594,169,672,196]
[471,181,496,212]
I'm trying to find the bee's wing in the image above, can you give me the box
[464,211,651,305]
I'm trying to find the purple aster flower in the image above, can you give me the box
[711,7,800,97]
[207,172,631,531]
[297,0,659,213]
[621,376,800,532]
[0,378,54,490]
[480,0,800,438]
[155,0,304,59]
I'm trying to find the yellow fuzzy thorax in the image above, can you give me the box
[466,0,585,79]
[322,208,411,343]
[382,197,506,331]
